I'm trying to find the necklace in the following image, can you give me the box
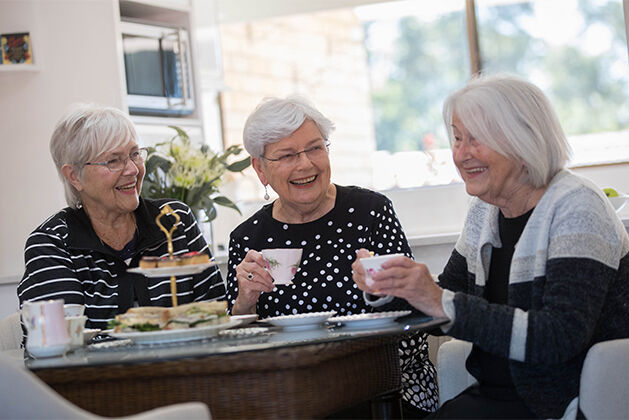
[94,214,137,250]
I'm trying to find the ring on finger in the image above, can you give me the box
[246,272,254,280]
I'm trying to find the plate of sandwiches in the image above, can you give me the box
[109,301,240,344]
[127,251,217,277]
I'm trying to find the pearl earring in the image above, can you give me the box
[264,185,270,201]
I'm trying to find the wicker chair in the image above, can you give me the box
[0,352,212,419]
[0,312,22,351]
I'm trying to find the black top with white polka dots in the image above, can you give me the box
[226,185,438,412]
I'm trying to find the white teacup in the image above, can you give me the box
[360,253,406,287]
[261,248,303,285]
[21,299,70,358]
[63,304,85,318]
[66,315,87,349]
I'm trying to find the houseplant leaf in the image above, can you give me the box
[213,195,242,214]
[226,156,251,172]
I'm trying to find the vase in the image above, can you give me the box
[194,210,215,254]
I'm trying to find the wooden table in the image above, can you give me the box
[26,316,446,419]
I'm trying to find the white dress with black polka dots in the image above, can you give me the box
[226,185,438,413]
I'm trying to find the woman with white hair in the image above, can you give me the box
[353,74,629,419]
[226,95,439,417]
[18,104,225,330]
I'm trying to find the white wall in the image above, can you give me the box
[0,0,125,316]
[216,0,400,23]
[0,0,124,287]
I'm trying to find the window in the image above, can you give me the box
[357,1,470,189]
[218,0,628,202]
[475,0,629,167]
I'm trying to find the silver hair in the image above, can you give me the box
[443,73,571,188]
[49,103,138,208]
[243,95,335,158]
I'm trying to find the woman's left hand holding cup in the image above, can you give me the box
[232,249,275,315]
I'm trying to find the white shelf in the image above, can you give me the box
[0,65,40,72]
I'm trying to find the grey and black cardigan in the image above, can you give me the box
[18,198,226,330]
[439,170,629,418]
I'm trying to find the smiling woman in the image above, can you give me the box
[350,74,629,419]
[225,95,440,416]
[253,119,335,224]
[64,143,147,250]
[17,104,226,333]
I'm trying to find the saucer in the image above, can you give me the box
[264,311,337,331]
[27,343,69,358]
[83,328,101,344]
[230,314,259,326]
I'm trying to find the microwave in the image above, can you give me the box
[120,20,195,117]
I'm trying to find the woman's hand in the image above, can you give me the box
[232,250,275,315]
[351,248,373,292]
[352,248,446,318]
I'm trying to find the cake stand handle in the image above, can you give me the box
[155,204,181,307]
[170,275,178,307]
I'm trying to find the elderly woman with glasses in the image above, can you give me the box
[18,104,225,330]
[226,95,438,417]
[353,74,629,419]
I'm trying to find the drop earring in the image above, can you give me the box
[264,185,270,201]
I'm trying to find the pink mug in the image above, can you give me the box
[21,299,70,357]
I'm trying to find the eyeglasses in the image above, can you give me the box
[84,148,148,172]
[262,141,330,166]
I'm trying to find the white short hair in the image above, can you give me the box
[49,103,138,208]
[443,73,571,188]
[243,95,335,158]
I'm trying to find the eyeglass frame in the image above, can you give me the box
[260,140,330,165]
[83,147,149,172]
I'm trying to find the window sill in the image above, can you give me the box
[407,232,460,247]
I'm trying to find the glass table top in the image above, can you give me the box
[20,314,447,370]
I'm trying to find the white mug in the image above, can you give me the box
[66,315,87,349]
[21,299,70,357]
[63,303,85,318]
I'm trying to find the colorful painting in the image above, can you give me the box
[1,32,33,64]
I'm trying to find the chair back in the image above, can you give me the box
[579,338,629,420]
[436,336,629,418]
[0,351,212,419]
[0,311,22,351]
[0,351,89,419]
[436,338,476,405]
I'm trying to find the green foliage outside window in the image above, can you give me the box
[363,0,629,153]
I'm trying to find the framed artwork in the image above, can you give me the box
[1,32,33,65]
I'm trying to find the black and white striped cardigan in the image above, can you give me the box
[439,170,629,418]
[18,198,225,330]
